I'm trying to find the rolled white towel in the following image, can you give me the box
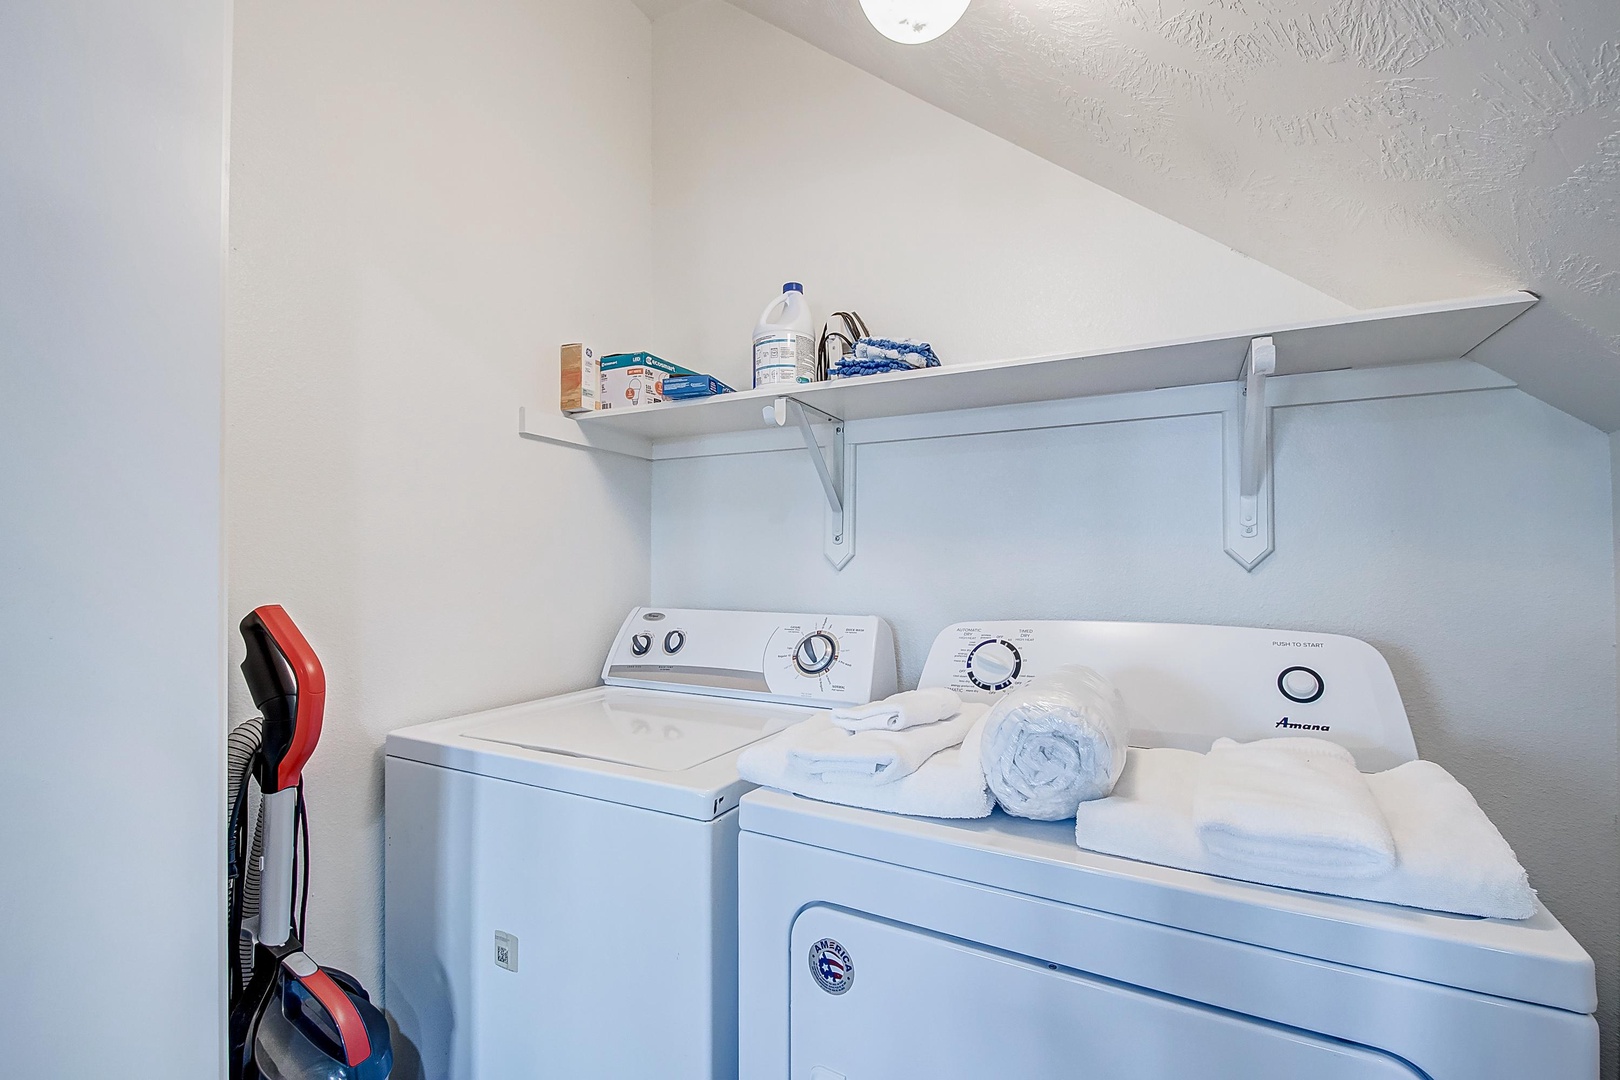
[785,707,980,786]
[831,688,962,732]
[738,705,995,819]
[980,665,1130,821]
[1193,737,1396,880]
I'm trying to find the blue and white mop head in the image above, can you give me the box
[829,337,941,378]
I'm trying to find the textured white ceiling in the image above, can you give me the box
[730,0,1620,429]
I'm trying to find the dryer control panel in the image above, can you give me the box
[918,620,1416,770]
[603,608,898,708]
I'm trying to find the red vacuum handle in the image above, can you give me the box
[239,605,325,792]
[281,952,372,1068]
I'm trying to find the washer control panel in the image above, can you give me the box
[793,631,839,676]
[603,608,897,708]
[919,620,1416,770]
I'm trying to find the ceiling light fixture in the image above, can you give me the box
[859,0,972,44]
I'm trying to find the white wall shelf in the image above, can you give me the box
[520,291,1535,569]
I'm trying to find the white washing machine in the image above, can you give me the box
[737,620,1599,1079]
[385,607,895,1080]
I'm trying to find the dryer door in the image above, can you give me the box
[790,908,1425,1080]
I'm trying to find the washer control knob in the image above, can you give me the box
[1279,666,1324,703]
[663,630,685,654]
[630,633,652,656]
[794,631,839,676]
[967,639,1022,691]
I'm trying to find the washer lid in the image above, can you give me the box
[463,690,800,772]
[386,687,820,820]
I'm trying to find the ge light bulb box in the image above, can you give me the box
[600,352,697,409]
[560,343,600,414]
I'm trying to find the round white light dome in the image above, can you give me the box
[858,0,972,44]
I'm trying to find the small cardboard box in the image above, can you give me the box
[661,374,734,399]
[560,343,600,414]
[600,352,697,409]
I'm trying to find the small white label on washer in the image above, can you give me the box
[494,931,518,972]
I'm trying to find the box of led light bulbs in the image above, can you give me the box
[599,352,697,409]
[559,343,600,414]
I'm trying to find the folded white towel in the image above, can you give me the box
[1193,737,1396,880]
[785,707,979,786]
[738,706,994,818]
[1363,759,1535,920]
[831,688,962,732]
[981,666,1130,820]
[1074,748,1536,920]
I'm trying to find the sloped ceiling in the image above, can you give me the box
[702,0,1620,430]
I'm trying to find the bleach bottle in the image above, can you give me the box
[753,282,816,386]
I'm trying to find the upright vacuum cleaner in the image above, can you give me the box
[227,605,392,1080]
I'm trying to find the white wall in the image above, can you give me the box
[650,1,1351,387]
[226,0,655,999]
[649,4,1620,1072]
[0,2,229,1075]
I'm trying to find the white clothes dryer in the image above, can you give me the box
[737,620,1598,1079]
[385,607,895,1080]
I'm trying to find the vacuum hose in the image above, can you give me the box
[227,717,265,996]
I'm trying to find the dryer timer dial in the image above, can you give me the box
[966,639,1022,691]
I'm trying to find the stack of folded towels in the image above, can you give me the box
[1073,735,1537,919]
[737,687,995,818]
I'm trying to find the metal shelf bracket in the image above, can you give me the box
[765,396,855,569]
[1224,337,1276,571]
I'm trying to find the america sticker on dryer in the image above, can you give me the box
[809,938,854,995]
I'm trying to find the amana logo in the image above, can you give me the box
[1276,717,1331,732]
